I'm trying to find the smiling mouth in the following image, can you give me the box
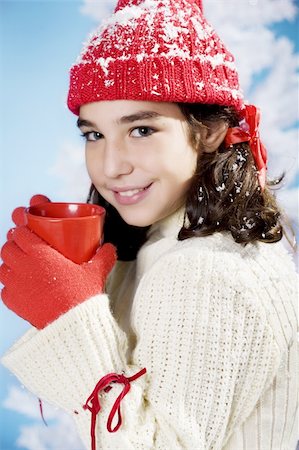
[115,184,152,198]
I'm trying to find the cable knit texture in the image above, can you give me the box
[2,209,298,450]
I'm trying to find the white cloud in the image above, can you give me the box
[48,141,91,202]
[277,186,299,265]
[205,0,299,187]
[253,38,298,128]
[250,37,298,185]
[3,385,56,421]
[79,0,113,21]
[204,0,297,27]
[3,385,85,450]
[276,186,299,227]
[17,417,85,450]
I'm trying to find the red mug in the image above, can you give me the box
[25,202,105,264]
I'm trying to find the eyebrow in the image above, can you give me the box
[118,111,161,124]
[77,110,162,129]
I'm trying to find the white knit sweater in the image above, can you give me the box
[2,209,298,450]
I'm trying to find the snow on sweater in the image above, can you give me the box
[2,208,298,450]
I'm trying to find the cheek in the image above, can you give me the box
[168,146,198,181]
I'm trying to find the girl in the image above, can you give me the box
[1,0,298,449]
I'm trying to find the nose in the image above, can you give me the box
[102,140,133,179]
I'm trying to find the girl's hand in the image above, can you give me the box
[11,194,51,227]
[0,226,116,329]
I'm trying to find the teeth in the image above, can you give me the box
[118,188,145,197]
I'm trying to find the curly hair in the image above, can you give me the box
[177,103,283,244]
[88,103,285,261]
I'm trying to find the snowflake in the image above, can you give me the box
[236,151,247,163]
[241,217,256,230]
[216,183,226,192]
[198,186,204,202]
[104,79,114,87]
[234,181,243,194]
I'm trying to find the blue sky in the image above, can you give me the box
[0,1,298,449]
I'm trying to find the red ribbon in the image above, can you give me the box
[83,368,147,450]
[224,104,267,189]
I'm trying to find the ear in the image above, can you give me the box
[199,120,229,153]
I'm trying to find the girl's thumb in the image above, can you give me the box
[90,243,117,277]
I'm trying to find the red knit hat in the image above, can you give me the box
[67,0,244,115]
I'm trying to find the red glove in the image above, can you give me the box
[11,194,50,227]
[0,226,116,329]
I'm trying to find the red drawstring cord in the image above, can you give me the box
[83,367,147,450]
[38,398,48,426]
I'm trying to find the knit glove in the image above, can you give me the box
[11,194,51,227]
[0,225,116,329]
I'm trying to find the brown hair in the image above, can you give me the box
[88,103,285,261]
[177,103,284,244]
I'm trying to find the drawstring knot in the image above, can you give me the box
[83,367,147,450]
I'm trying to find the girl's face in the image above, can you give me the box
[79,100,198,227]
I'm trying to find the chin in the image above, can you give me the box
[118,210,157,228]
[122,217,153,228]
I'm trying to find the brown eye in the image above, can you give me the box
[81,131,103,141]
[130,127,155,138]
